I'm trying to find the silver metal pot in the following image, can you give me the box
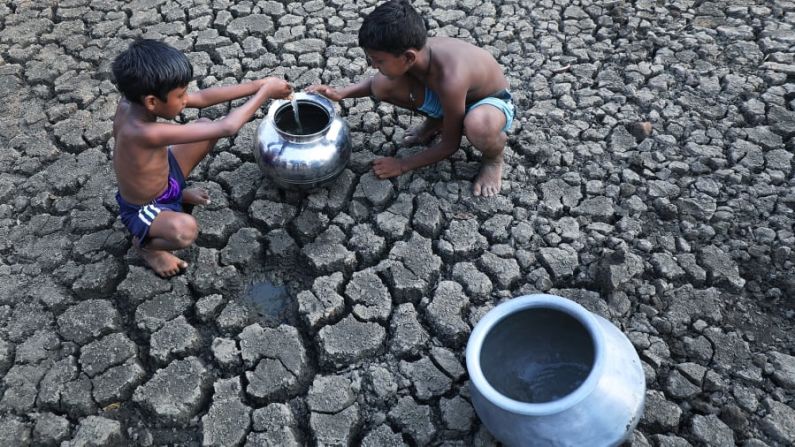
[466,294,645,447]
[254,92,351,189]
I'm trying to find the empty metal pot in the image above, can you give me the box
[254,92,351,189]
[466,294,645,447]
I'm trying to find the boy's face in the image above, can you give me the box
[146,86,188,119]
[365,49,412,79]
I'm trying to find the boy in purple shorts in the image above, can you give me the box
[112,39,292,277]
[308,0,515,197]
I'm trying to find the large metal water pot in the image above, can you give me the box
[254,92,351,189]
[466,294,645,447]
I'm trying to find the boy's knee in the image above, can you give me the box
[196,117,211,123]
[465,120,495,145]
[170,214,198,247]
[465,111,504,148]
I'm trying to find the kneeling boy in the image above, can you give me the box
[308,0,515,197]
[111,39,292,276]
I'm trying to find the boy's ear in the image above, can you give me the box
[403,49,418,65]
[142,95,159,112]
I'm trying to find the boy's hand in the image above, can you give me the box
[261,78,292,99]
[306,84,343,102]
[373,157,405,179]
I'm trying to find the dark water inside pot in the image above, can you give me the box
[276,102,330,135]
[511,361,592,402]
[480,308,595,403]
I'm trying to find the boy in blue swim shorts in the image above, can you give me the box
[111,39,292,277]
[308,0,515,197]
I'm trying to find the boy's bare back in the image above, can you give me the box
[423,37,508,107]
[113,98,173,206]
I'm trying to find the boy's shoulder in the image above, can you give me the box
[114,98,134,120]
[113,99,162,145]
[114,99,158,127]
[433,37,488,72]
[434,36,480,53]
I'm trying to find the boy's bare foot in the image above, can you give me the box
[473,155,504,197]
[403,118,441,145]
[133,237,188,277]
[183,188,210,206]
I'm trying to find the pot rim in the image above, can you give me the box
[465,294,606,416]
[267,92,335,139]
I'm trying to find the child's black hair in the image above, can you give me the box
[358,0,427,55]
[111,39,193,103]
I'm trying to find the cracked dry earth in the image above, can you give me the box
[0,0,794,446]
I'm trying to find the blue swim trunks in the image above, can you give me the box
[116,148,185,243]
[417,88,516,133]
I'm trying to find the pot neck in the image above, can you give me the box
[274,126,329,143]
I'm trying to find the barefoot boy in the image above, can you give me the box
[308,0,515,197]
[111,39,291,277]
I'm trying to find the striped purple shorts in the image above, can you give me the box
[116,148,185,243]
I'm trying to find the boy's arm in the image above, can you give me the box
[373,83,466,178]
[336,78,373,99]
[186,78,288,109]
[306,77,373,101]
[140,84,279,147]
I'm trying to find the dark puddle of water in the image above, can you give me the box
[241,280,291,324]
